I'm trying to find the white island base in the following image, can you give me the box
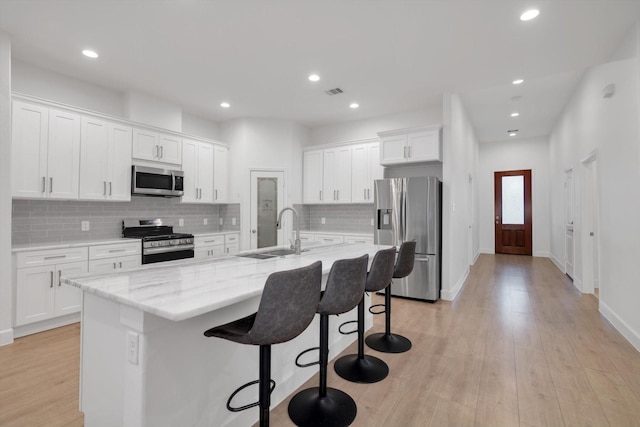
[80,288,372,427]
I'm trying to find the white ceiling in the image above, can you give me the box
[1,1,639,142]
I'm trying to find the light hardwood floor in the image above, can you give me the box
[2,254,640,426]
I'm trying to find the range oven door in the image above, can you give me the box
[142,245,195,264]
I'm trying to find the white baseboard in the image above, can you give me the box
[441,267,469,301]
[550,254,564,272]
[600,300,640,352]
[534,251,550,258]
[471,250,480,265]
[479,248,495,254]
[572,277,583,293]
[0,328,14,346]
[13,313,80,339]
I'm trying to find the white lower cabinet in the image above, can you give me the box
[313,233,345,244]
[345,236,374,244]
[224,234,239,255]
[15,248,89,326]
[195,233,240,259]
[88,242,141,273]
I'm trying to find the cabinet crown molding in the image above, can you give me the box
[303,137,379,152]
[377,125,442,138]
[12,92,229,148]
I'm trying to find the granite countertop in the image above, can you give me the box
[12,238,142,253]
[61,242,390,322]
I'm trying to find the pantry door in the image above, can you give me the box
[494,170,532,255]
[249,170,285,250]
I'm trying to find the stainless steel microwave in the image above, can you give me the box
[131,165,184,197]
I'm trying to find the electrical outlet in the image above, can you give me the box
[232,218,236,226]
[81,221,90,231]
[203,218,208,225]
[321,217,326,225]
[371,218,374,226]
[219,218,224,226]
[178,218,184,227]
[127,331,139,365]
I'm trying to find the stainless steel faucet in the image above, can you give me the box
[276,207,301,255]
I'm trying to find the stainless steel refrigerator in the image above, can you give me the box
[374,177,442,302]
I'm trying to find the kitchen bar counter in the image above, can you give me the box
[64,242,390,427]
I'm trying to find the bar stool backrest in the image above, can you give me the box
[365,247,397,293]
[318,255,369,316]
[393,241,416,279]
[249,261,322,345]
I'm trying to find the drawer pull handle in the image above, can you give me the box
[203,240,219,244]
[44,255,67,260]
[108,249,127,253]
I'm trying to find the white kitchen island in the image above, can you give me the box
[62,242,389,427]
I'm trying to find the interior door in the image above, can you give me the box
[494,170,532,255]
[250,171,285,250]
[564,168,575,279]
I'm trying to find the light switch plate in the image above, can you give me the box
[321,217,326,225]
[81,221,90,231]
[203,218,208,225]
[219,218,223,226]
[127,331,139,365]
[232,218,236,226]
[178,218,184,227]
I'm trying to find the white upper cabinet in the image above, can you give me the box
[182,139,214,204]
[213,145,229,203]
[303,150,323,204]
[12,101,81,199]
[323,146,352,203]
[79,117,132,201]
[378,126,441,165]
[132,128,182,166]
[351,142,383,203]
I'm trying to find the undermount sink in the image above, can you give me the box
[236,248,307,260]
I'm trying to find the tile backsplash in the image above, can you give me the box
[12,198,241,246]
[305,204,374,234]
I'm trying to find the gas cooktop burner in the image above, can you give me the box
[142,233,193,241]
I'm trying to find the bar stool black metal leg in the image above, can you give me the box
[259,345,271,427]
[365,285,412,353]
[334,299,389,383]
[288,314,357,426]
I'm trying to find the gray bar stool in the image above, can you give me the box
[288,254,369,427]
[366,241,416,353]
[333,247,396,383]
[204,261,322,427]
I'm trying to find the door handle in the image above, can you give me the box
[154,145,158,158]
[319,190,322,200]
[49,177,53,193]
[50,271,54,288]
[251,229,257,234]
[215,189,218,200]
[160,146,164,158]
[109,182,112,196]
[104,181,107,195]
[113,262,117,269]
[42,177,46,193]
[58,270,62,286]
[119,262,123,268]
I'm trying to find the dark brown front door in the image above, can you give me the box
[494,169,532,255]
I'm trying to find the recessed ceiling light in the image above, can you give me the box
[220,102,230,108]
[510,112,520,117]
[82,49,99,59]
[520,9,540,21]
[509,132,517,137]
[308,74,320,82]
[350,103,359,109]
[512,79,524,85]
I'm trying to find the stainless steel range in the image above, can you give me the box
[122,219,195,264]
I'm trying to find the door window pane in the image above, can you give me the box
[257,178,277,248]
[502,175,524,225]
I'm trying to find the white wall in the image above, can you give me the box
[310,107,442,146]
[182,112,219,140]
[220,118,309,250]
[124,91,182,132]
[441,94,479,301]
[478,137,551,257]
[549,23,640,351]
[11,60,125,117]
[0,31,13,345]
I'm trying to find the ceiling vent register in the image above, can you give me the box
[325,88,344,96]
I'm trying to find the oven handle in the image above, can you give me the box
[143,244,195,255]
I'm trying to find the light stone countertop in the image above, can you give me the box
[61,242,391,322]
[12,238,143,253]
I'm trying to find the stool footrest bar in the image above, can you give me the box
[226,379,276,412]
[338,319,358,335]
[295,346,320,368]
[368,303,386,315]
